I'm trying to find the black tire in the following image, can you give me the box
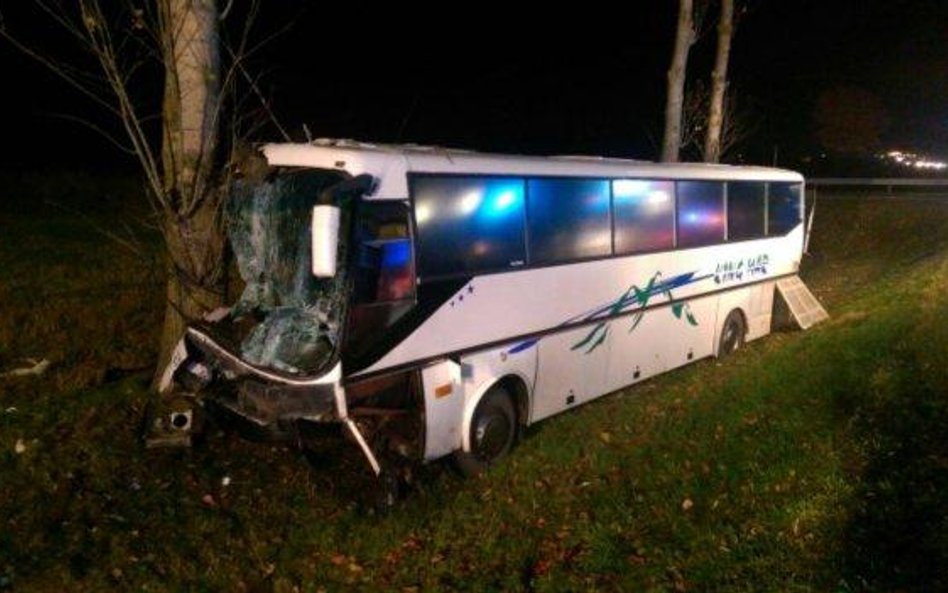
[453,385,518,477]
[718,309,746,357]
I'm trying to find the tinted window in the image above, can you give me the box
[612,179,675,254]
[412,176,526,278]
[346,202,416,363]
[768,182,802,235]
[352,202,415,303]
[677,181,725,247]
[527,178,611,264]
[727,182,766,240]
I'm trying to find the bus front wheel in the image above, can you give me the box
[453,384,517,477]
[718,309,746,357]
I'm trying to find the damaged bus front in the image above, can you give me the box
[150,144,421,484]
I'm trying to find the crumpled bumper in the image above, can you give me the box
[150,327,384,476]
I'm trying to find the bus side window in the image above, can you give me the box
[412,175,527,279]
[526,178,611,264]
[612,179,675,254]
[727,181,766,240]
[677,181,726,248]
[767,182,803,236]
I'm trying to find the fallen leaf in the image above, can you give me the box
[531,558,553,577]
[628,553,647,566]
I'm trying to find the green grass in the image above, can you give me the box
[2,182,948,591]
[0,170,164,390]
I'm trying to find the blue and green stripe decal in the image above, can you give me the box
[507,270,711,355]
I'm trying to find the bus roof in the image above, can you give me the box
[262,139,805,200]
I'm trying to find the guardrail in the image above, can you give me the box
[808,178,948,189]
[802,178,948,251]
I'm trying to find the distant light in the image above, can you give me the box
[415,204,432,224]
[880,148,946,170]
[492,191,515,211]
[647,190,670,205]
[458,190,482,215]
[584,192,609,208]
[579,230,611,251]
[613,179,649,199]
[480,181,524,220]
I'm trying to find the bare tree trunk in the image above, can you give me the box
[662,0,695,163]
[161,0,220,202]
[154,0,227,385]
[704,0,734,163]
[157,200,227,383]
[4,1,259,392]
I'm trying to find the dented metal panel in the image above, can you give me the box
[421,360,464,460]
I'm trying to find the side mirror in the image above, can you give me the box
[311,204,341,277]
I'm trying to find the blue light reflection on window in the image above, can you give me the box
[480,182,524,220]
[412,176,526,278]
[527,178,611,264]
[677,181,725,248]
[380,239,411,269]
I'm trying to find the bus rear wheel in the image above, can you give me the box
[718,309,746,357]
[453,384,517,477]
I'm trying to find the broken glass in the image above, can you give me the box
[225,170,350,375]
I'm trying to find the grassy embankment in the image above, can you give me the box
[2,178,948,592]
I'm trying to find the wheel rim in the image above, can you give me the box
[722,317,742,353]
[473,408,512,462]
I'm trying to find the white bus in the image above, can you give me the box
[156,140,805,489]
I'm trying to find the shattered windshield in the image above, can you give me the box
[225,169,348,375]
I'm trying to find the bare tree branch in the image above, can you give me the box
[3,0,294,384]
[681,82,754,162]
[44,111,137,155]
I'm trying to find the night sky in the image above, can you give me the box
[1,0,946,171]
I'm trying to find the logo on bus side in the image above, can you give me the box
[507,270,711,357]
[714,254,769,285]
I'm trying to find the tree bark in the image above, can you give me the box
[161,0,220,202]
[156,198,227,386]
[662,0,695,163]
[154,0,227,387]
[704,0,734,163]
